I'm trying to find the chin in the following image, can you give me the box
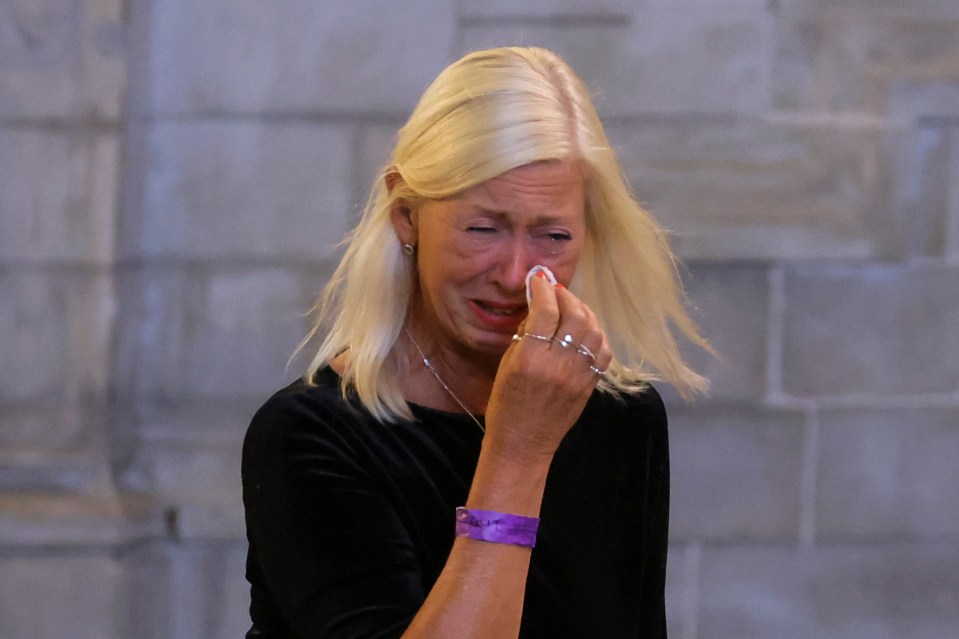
[464,328,515,355]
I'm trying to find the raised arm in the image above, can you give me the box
[401,273,612,638]
[244,276,612,638]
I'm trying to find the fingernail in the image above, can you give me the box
[555,283,566,290]
[535,271,548,280]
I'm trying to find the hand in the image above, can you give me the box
[483,273,613,465]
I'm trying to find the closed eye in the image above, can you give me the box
[534,230,572,243]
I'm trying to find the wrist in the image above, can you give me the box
[454,507,540,548]
[481,430,557,470]
[466,442,551,517]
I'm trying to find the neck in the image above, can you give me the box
[401,320,499,416]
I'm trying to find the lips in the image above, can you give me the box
[474,300,525,315]
[468,299,527,330]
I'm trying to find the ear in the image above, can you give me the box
[386,169,417,247]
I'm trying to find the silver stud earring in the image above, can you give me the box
[402,243,415,255]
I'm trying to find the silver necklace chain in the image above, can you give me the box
[404,327,486,434]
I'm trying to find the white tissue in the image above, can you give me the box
[525,265,557,305]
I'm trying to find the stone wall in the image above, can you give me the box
[1,1,957,637]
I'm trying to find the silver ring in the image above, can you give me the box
[589,364,607,377]
[576,343,596,361]
[522,332,552,343]
[556,333,575,349]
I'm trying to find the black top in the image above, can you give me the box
[242,366,670,638]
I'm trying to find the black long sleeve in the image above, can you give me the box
[242,367,670,638]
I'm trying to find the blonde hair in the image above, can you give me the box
[299,46,710,421]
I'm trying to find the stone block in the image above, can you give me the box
[0,0,124,121]
[146,0,456,115]
[129,397,265,444]
[0,555,122,639]
[671,264,770,402]
[886,77,959,120]
[121,541,250,639]
[944,128,959,259]
[883,124,955,258]
[130,121,352,260]
[780,0,959,16]
[665,544,699,639]
[782,264,959,396]
[0,405,85,450]
[770,12,821,111]
[459,5,773,117]
[118,440,245,542]
[460,0,633,18]
[112,265,324,399]
[0,491,163,546]
[121,543,172,639]
[816,406,959,539]
[169,542,250,639]
[108,396,260,501]
[0,129,118,263]
[607,116,901,260]
[354,120,404,216]
[0,449,102,494]
[0,406,113,489]
[669,405,805,541]
[0,268,113,405]
[772,10,959,114]
[648,0,772,8]
[182,268,317,394]
[3,400,117,463]
[699,543,959,639]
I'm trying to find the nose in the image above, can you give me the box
[496,236,537,294]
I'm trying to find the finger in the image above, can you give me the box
[552,286,591,350]
[550,288,604,389]
[576,305,607,361]
[556,289,611,378]
[510,318,527,345]
[522,272,560,340]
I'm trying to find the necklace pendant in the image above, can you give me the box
[405,328,486,434]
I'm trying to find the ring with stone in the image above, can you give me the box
[556,333,576,349]
[522,332,552,343]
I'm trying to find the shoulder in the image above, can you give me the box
[246,372,328,437]
[561,383,669,463]
[243,368,371,471]
[586,382,667,431]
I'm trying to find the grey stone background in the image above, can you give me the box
[1,0,958,637]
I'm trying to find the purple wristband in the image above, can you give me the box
[454,507,540,548]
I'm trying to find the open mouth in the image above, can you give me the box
[473,300,526,317]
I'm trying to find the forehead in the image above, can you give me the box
[458,160,585,219]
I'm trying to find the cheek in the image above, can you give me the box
[417,245,484,297]
[442,237,504,275]
[543,259,578,286]
[539,241,585,282]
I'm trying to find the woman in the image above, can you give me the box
[243,46,709,638]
